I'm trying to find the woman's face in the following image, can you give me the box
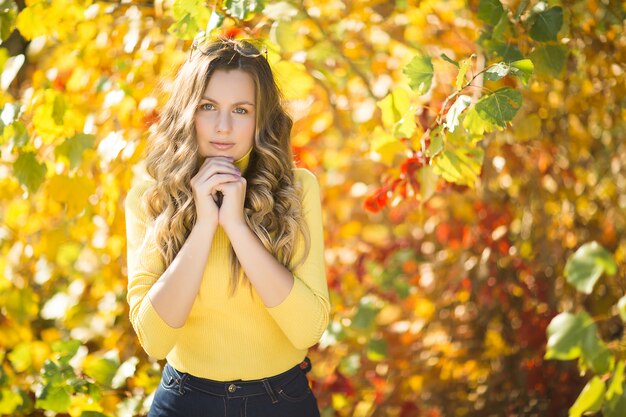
[195,69,256,160]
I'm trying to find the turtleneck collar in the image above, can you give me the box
[234,146,253,174]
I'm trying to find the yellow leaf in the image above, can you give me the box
[414,297,435,319]
[332,393,350,410]
[485,328,512,358]
[514,113,541,141]
[377,304,402,326]
[271,20,306,54]
[5,199,29,229]
[31,341,51,370]
[67,394,104,417]
[408,375,424,392]
[362,224,390,245]
[31,90,74,144]
[46,175,95,217]
[377,87,411,130]
[457,290,470,302]
[354,399,375,417]
[36,228,68,260]
[16,3,48,40]
[273,61,314,100]
[371,126,406,165]
[339,220,362,239]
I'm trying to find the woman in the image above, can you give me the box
[124,35,330,416]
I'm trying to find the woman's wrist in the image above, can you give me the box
[221,220,249,236]
[194,218,218,232]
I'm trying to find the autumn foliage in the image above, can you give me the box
[0,0,625,416]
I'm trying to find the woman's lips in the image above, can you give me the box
[210,142,235,150]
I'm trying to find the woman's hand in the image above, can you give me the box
[218,174,247,232]
[190,156,241,229]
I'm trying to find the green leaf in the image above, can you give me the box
[618,296,626,322]
[10,121,29,148]
[52,93,65,125]
[224,0,251,20]
[0,388,23,415]
[54,133,95,170]
[41,360,63,384]
[456,56,473,90]
[52,339,82,365]
[4,287,39,324]
[607,361,625,400]
[36,385,71,413]
[13,151,47,193]
[168,13,201,40]
[564,241,617,294]
[580,326,614,374]
[393,113,416,139]
[378,87,411,129]
[484,62,510,81]
[475,87,522,128]
[569,376,605,417]
[418,165,438,201]
[403,55,433,95]
[352,296,382,331]
[545,312,590,361]
[444,95,472,133]
[433,147,484,187]
[80,412,111,417]
[169,0,211,39]
[462,106,499,136]
[367,338,388,362]
[83,356,119,387]
[440,53,459,68]
[0,0,18,41]
[528,6,563,42]
[530,44,567,77]
[604,382,626,417]
[339,353,360,376]
[205,9,224,35]
[478,0,504,26]
[545,311,613,374]
[427,126,444,158]
[487,41,524,63]
[510,59,534,86]
[8,343,31,372]
[492,13,513,39]
[514,0,528,20]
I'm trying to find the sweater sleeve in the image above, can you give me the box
[266,169,331,349]
[124,180,183,359]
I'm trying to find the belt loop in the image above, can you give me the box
[178,372,189,395]
[261,379,279,404]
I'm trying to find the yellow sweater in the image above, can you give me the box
[124,148,330,381]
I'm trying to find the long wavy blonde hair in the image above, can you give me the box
[141,38,310,297]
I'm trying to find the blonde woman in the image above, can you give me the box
[124,36,329,416]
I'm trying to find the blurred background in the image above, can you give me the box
[0,0,624,416]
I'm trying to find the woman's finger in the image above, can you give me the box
[197,159,240,181]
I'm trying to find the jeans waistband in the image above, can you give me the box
[162,357,312,404]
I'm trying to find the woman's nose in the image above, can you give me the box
[216,111,232,134]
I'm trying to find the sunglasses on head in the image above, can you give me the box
[188,33,268,63]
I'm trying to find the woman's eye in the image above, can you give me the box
[234,107,247,114]
[200,103,215,111]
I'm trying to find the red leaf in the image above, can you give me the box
[364,187,389,213]
[221,28,243,39]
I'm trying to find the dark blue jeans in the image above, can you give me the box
[148,357,321,417]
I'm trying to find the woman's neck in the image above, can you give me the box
[234,146,253,175]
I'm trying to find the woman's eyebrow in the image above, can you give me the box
[201,96,255,107]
